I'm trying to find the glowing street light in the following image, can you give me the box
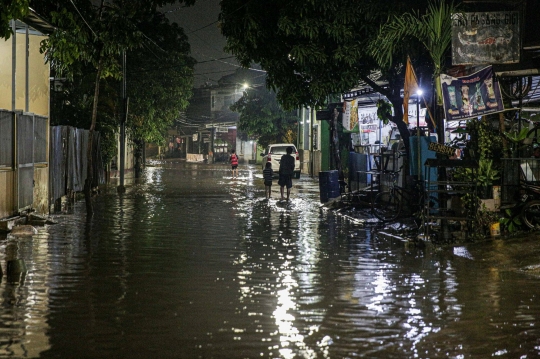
[416,88,423,180]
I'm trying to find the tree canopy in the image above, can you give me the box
[1,0,29,39]
[33,0,196,213]
[126,12,195,146]
[220,0,431,111]
[35,0,195,155]
[220,0,437,155]
[231,87,298,148]
[371,0,457,106]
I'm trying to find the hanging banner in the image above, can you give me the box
[440,66,504,121]
[342,99,359,131]
[342,101,351,130]
[451,11,520,65]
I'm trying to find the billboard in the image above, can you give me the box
[440,66,504,121]
[451,11,520,65]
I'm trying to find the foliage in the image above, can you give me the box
[476,205,501,232]
[371,0,457,105]
[36,0,196,213]
[50,66,120,163]
[500,208,522,233]
[231,87,299,148]
[376,99,393,126]
[220,0,435,156]
[475,205,501,237]
[221,0,375,110]
[502,127,529,156]
[464,117,503,160]
[37,1,195,155]
[454,159,499,188]
[126,12,195,147]
[477,159,499,187]
[1,0,29,39]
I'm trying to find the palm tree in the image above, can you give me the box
[371,0,458,106]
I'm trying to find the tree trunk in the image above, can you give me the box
[84,51,104,216]
[361,75,410,158]
[134,139,144,178]
[387,94,410,156]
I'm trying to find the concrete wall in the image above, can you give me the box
[0,24,51,219]
[0,172,15,219]
[0,31,49,115]
[33,166,49,214]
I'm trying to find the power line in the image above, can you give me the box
[69,0,97,37]
[185,0,252,35]
[186,20,219,35]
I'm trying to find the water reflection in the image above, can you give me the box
[0,162,539,358]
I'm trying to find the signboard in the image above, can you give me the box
[343,101,351,130]
[440,66,504,121]
[428,142,458,156]
[451,11,520,65]
[192,133,198,142]
[342,99,358,131]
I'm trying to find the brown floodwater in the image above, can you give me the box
[0,160,540,358]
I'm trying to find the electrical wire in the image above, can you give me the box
[69,0,97,37]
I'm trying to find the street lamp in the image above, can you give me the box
[416,89,423,180]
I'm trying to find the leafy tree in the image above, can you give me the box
[231,87,298,148]
[371,0,457,108]
[35,0,194,215]
[127,13,195,175]
[1,0,29,39]
[220,0,431,156]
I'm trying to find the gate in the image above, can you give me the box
[17,113,34,209]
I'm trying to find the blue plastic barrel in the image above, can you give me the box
[319,171,340,202]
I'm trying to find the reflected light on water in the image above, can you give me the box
[144,165,162,186]
[366,270,391,313]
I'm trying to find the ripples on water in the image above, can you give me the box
[0,162,540,358]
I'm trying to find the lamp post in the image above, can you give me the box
[416,89,423,180]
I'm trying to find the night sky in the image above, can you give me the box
[164,0,240,88]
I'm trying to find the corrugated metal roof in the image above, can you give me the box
[18,8,55,35]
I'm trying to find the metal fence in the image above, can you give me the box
[49,126,105,205]
[17,113,35,208]
[500,158,540,205]
[0,111,13,169]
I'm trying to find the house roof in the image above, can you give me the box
[18,8,55,35]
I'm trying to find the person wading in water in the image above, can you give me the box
[278,146,295,201]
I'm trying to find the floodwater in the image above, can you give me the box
[1,160,540,358]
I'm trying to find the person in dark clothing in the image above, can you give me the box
[263,162,273,199]
[278,146,295,201]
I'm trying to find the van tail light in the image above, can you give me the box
[296,152,299,161]
[267,154,271,161]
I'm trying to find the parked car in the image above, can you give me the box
[261,144,301,179]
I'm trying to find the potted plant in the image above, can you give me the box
[453,159,499,198]
[477,159,500,198]
[476,204,502,237]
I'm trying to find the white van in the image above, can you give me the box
[261,144,301,179]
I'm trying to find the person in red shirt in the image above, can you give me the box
[230,149,239,178]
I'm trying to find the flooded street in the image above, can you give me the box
[1,160,540,358]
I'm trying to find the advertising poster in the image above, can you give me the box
[440,66,504,121]
[451,11,520,65]
[342,99,359,131]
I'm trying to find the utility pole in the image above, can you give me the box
[118,50,127,193]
